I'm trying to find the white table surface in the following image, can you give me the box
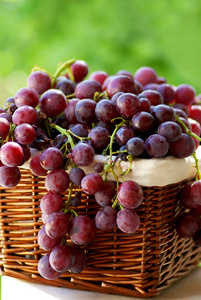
[2,267,201,300]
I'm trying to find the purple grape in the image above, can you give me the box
[93,162,104,173]
[45,169,70,193]
[75,99,97,124]
[71,142,95,167]
[95,99,119,123]
[169,133,195,158]
[131,111,155,133]
[126,137,144,157]
[39,89,66,117]
[64,98,80,123]
[134,66,158,86]
[88,126,110,149]
[117,180,143,209]
[75,80,102,99]
[40,147,64,171]
[175,84,196,106]
[176,212,200,238]
[116,93,141,119]
[69,246,87,273]
[69,167,86,186]
[69,215,96,245]
[95,206,117,231]
[116,208,140,234]
[0,117,10,139]
[71,60,89,82]
[157,83,175,104]
[107,75,137,98]
[37,226,62,251]
[0,141,24,167]
[12,105,38,125]
[30,154,48,176]
[49,244,73,272]
[0,166,21,188]
[45,211,70,239]
[139,90,163,105]
[38,253,62,280]
[151,104,176,124]
[14,123,36,145]
[89,70,108,85]
[40,191,63,215]
[27,70,52,95]
[70,191,82,207]
[15,87,39,108]
[81,173,103,195]
[144,134,169,158]
[55,77,76,95]
[115,126,136,146]
[94,180,116,206]
[158,121,182,142]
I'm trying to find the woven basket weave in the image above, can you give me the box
[0,168,201,298]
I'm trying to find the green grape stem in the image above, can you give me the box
[49,123,75,149]
[51,59,76,87]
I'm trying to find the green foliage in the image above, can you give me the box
[0,0,201,105]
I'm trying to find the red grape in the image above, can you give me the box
[45,211,70,239]
[15,87,39,108]
[116,208,140,234]
[117,180,143,209]
[69,215,96,245]
[45,169,70,193]
[38,253,61,280]
[27,70,52,95]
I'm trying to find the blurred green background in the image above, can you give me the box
[0,0,201,107]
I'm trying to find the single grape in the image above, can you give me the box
[157,83,175,104]
[14,123,36,145]
[69,167,86,186]
[126,137,145,157]
[88,126,110,149]
[3,96,15,109]
[115,126,136,146]
[45,211,70,239]
[12,105,38,125]
[158,121,182,142]
[40,191,63,215]
[0,141,24,167]
[131,111,155,133]
[45,169,70,193]
[117,180,143,209]
[144,134,169,158]
[75,80,102,99]
[139,97,151,112]
[116,208,140,234]
[143,83,159,91]
[64,98,80,123]
[69,215,96,245]
[174,84,196,106]
[102,75,115,91]
[169,133,195,158]
[107,75,137,98]
[189,105,201,125]
[0,112,12,123]
[39,89,66,117]
[139,90,163,105]
[55,77,76,96]
[0,117,10,139]
[71,142,95,167]
[38,253,62,280]
[95,206,117,231]
[71,60,89,82]
[173,103,189,117]
[116,93,141,119]
[40,147,64,171]
[75,99,97,124]
[30,154,48,176]
[95,99,119,123]
[0,166,21,188]
[69,246,87,273]
[49,244,73,272]
[134,66,158,86]
[51,134,68,150]
[37,226,62,251]
[15,87,39,108]
[151,104,176,124]
[27,70,52,95]
[176,212,200,238]
[70,123,89,139]
[81,173,103,195]
[89,70,108,85]
[93,162,104,173]
[70,191,82,207]
[94,180,116,206]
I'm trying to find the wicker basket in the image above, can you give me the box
[0,165,201,298]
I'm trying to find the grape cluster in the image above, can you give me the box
[0,59,201,280]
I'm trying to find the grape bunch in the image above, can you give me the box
[0,59,201,280]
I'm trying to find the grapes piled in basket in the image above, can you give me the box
[0,59,201,280]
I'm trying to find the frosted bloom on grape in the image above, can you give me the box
[117,180,143,209]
